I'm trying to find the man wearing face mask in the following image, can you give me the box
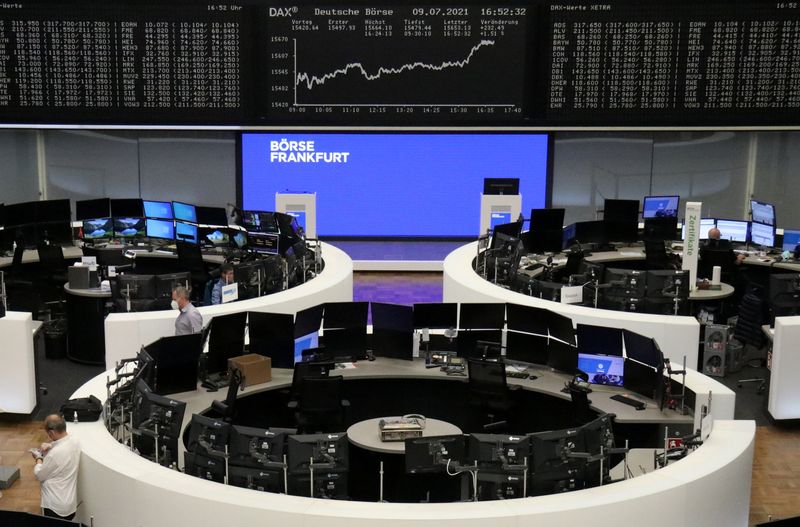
[172,285,203,335]
[32,414,80,521]
[211,263,235,305]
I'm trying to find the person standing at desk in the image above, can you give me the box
[172,285,203,335]
[211,263,235,305]
[32,414,80,521]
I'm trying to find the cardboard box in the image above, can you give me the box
[228,354,271,387]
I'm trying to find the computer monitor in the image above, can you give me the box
[198,227,230,247]
[370,302,414,361]
[642,195,679,218]
[294,304,324,338]
[769,274,800,316]
[623,358,663,404]
[82,218,113,240]
[622,330,664,369]
[248,232,279,254]
[604,268,647,298]
[205,312,247,376]
[241,210,279,233]
[115,274,156,300]
[483,178,520,195]
[458,303,505,330]
[228,466,284,493]
[750,199,776,227]
[3,201,36,227]
[323,302,368,329]
[229,425,294,469]
[577,353,624,387]
[547,339,578,373]
[248,312,295,368]
[646,270,690,300]
[492,221,523,240]
[155,272,191,299]
[643,217,678,241]
[287,433,349,474]
[505,331,549,366]
[145,218,175,241]
[114,217,146,238]
[287,470,348,499]
[527,208,566,253]
[750,221,775,247]
[467,433,530,467]
[136,391,186,466]
[172,201,197,223]
[195,206,229,226]
[231,230,248,249]
[547,310,576,346]
[111,198,144,218]
[184,452,226,483]
[576,324,623,357]
[142,333,202,395]
[505,303,549,335]
[782,229,800,253]
[603,199,639,243]
[76,198,111,221]
[187,414,230,456]
[143,200,174,220]
[683,218,716,241]
[578,413,616,487]
[529,427,587,496]
[35,199,71,223]
[294,332,320,363]
[174,221,198,244]
[413,303,457,329]
[405,435,466,474]
[715,219,748,243]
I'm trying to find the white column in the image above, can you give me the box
[682,201,703,289]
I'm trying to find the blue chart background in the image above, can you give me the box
[241,133,549,237]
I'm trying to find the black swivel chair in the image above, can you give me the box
[288,375,349,433]
[733,288,768,393]
[176,241,208,300]
[467,359,516,432]
[211,368,243,422]
[289,361,335,399]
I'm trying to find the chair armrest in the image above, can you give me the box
[287,400,298,410]
[341,399,351,407]
[211,400,229,415]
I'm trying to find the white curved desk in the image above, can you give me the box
[70,360,751,527]
[103,242,353,367]
[444,242,701,369]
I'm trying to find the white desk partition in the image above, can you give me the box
[276,192,317,239]
[479,193,522,235]
[768,316,800,420]
[443,242,701,369]
[103,242,352,367]
[0,311,37,414]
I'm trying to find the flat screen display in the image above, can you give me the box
[113,217,145,238]
[749,221,775,247]
[715,219,748,243]
[175,221,198,244]
[143,200,174,220]
[578,353,624,387]
[173,202,197,224]
[642,195,679,218]
[82,218,113,239]
[682,218,716,241]
[783,229,800,253]
[750,200,775,226]
[146,218,175,240]
[110,199,143,218]
[241,133,549,236]
[76,198,110,221]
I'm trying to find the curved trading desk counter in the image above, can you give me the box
[70,359,751,527]
[103,242,353,367]
[443,242,702,368]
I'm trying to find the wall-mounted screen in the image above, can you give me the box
[241,133,549,237]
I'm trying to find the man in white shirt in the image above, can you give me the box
[172,285,203,335]
[32,414,81,521]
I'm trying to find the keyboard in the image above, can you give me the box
[506,370,531,380]
[610,394,646,410]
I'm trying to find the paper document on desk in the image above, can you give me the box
[619,251,642,257]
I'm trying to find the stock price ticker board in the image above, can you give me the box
[2,1,800,126]
[261,4,531,122]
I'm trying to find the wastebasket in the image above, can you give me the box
[44,317,68,359]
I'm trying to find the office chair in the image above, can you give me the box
[211,368,243,422]
[202,279,215,306]
[732,288,768,393]
[176,241,208,300]
[567,372,594,425]
[289,360,335,399]
[698,246,737,284]
[36,243,68,302]
[644,240,673,271]
[288,375,349,433]
[467,359,515,431]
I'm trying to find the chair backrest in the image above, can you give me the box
[563,251,583,277]
[37,244,65,269]
[644,240,669,270]
[734,292,767,348]
[177,241,205,272]
[203,279,215,306]
[698,246,736,279]
[468,359,507,396]
[297,375,345,414]
[291,361,334,396]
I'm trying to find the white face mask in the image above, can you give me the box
[171,300,180,311]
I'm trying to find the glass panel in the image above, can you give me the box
[753,132,800,229]
[0,129,40,204]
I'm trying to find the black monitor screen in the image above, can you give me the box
[576,324,623,357]
[371,302,414,333]
[143,333,201,395]
[505,303,549,335]
[622,330,664,369]
[175,221,198,244]
[114,217,145,238]
[605,268,647,298]
[492,221,523,239]
[76,198,110,221]
[623,358,662,402]
[35,199,71,223]
[459,303,505,330]
[4,201,36,227]
[294,304,324,338]
[115,274,156,300]
[206,312,247,376]
[82,218,113,240]
[468,433,530,467]
[228,466,284,493]
[184,452,226,483]
[646,270,690,300]
[110,198,144,218]
[413,303,457,329]
[241,210,279,233]
[173,201,197,223]
[530,208,565,230]
[323,302,368,329]
[547,339,578,373]
[248,312,295,369]
[642,196,680,219]
[505,331,549,366]
[769,274,800,314]
[643,217,678,241]
[574,220,607,245]
[143,200,174,220]
[529,427,586,496]
[155,272,191,299]
[603,199,639,222]
[751,199,776,227]
[287,433,349,474]
[405,434,466,474]
[229,425,292,469]
[547,311,576,346]
[483,178,520,195]
[196,206,229,226]
[187,414,230,456]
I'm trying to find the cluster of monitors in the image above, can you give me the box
[598,268,691,315]
[238,209,305,255]
[0,198,74,247]
[76,197,231,246]
[406,414,617,498]
[185,417,348,499]
[110,272,192,311]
